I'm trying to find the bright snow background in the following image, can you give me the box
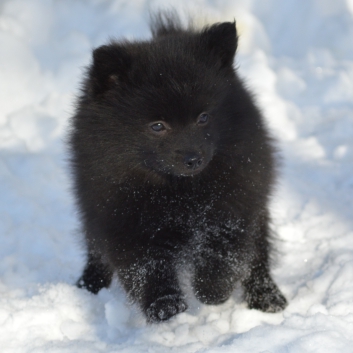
[1,0,353,352]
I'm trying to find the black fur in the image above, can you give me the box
[69,13,287,323]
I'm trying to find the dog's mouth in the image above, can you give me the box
[178,166,205,177]
[143,150,213,178]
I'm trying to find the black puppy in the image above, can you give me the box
[69,13,287,323]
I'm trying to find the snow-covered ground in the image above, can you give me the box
[1,0,353,352]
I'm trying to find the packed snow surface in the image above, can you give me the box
[1,0,353,352]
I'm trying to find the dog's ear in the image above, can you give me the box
[89,44,132,96]
[199,21,238,68]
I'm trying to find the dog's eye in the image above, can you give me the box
[197,113,209,125]
[150,122,166,132]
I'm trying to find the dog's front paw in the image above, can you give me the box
[146,294,187,323]
[246,285,287,313]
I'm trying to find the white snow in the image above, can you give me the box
[1,0,353,352]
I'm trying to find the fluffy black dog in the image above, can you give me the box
[69,13,287,323]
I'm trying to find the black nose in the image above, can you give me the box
[184,153,203,170]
